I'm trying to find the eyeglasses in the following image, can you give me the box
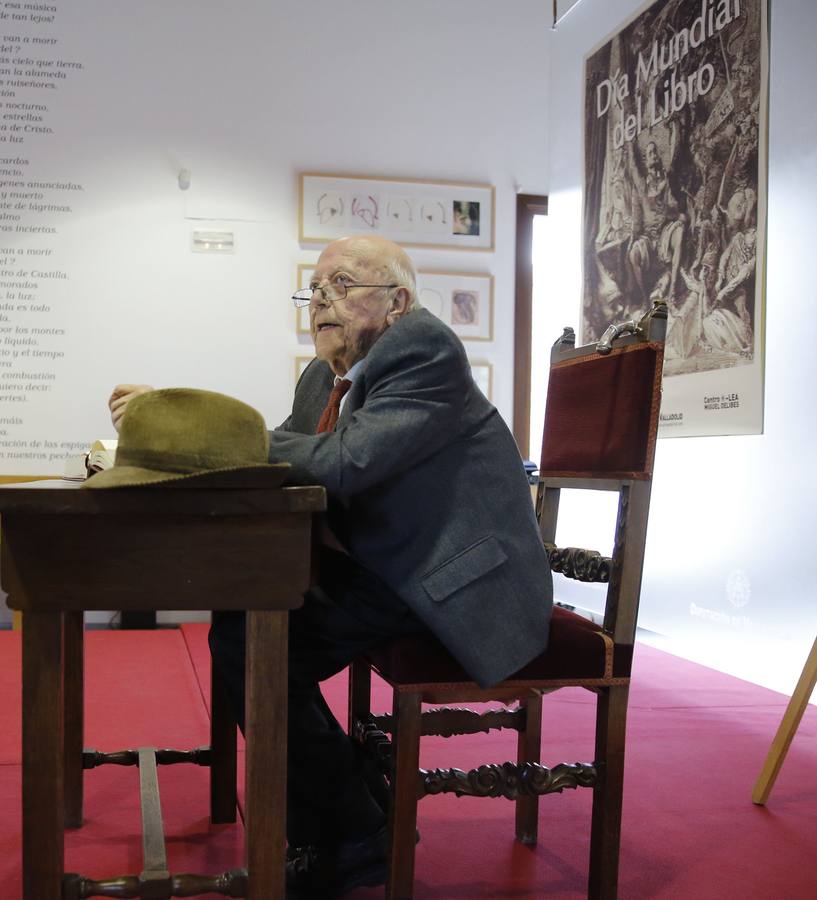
[292,280,399,308]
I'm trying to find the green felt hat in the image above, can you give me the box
[83,388,289,489]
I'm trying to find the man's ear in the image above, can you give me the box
[386,287,411,325]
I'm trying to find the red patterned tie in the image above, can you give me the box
[315,379,352,434]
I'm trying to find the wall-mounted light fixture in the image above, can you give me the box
[191,230,235,253]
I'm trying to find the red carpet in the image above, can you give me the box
[1,625,816,899]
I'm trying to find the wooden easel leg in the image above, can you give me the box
[22,611,64,900]
[752,635,817,805]
[63,611,84,828]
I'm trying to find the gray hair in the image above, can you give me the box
[386,253,419,310]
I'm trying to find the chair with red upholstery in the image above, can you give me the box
[348,301,667,899]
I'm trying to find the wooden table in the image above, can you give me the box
[0,480,325,900]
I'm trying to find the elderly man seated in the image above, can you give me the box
[109,235,552,899]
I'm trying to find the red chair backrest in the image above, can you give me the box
[539,341,663,480]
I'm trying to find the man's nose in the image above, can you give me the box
[310,286,330,308]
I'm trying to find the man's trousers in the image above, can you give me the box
[208,547,429,848]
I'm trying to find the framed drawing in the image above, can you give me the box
[469,361,493,402]
[295,263,314,334]
[417,271,493,341]
[299,173,495,251]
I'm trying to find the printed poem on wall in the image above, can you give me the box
[0,1,86,469]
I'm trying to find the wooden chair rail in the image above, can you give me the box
[62,869,248,899]
[371,706,526,738]
[83,747,212,769]
[420,761,598,800]
[62,747,250,900]
[545,542,612,583]
[355,714,598,800]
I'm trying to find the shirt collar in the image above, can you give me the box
[338,357,365,386]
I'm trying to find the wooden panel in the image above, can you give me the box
[2,514,313,612]
[0,483,326,515]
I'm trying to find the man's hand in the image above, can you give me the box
[109,384,154,432]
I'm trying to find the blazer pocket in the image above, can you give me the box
[422,536,508,604]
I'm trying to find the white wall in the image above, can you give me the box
[0,0,551,625]
[535,0,817,696]
[63,0,551,431]
[8,1,812,695]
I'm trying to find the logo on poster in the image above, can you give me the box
[726,569,751,609]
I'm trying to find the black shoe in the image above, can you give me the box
[286,826,388,898]
[334,825,389,895]
[286,843,326,899]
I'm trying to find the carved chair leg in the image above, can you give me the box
[387,690,422,900]
[515,693,542,844]
[589,684,629,900]
[210,660,237,824]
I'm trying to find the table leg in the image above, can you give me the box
[22,612,64,899]
[210,651,238,823]
[245,610,288,900]
[64,610,84,828]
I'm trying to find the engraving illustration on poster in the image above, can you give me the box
[582,0,768,436]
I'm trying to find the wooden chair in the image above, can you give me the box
[348,302,667,899]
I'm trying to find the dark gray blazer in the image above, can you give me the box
[269,308,552,687]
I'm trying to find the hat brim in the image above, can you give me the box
[82,463,291,490]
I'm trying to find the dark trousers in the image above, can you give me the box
[209,548,429,848]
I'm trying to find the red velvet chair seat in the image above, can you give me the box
[365,606,633,688]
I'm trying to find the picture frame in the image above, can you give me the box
[469,360,493,402]
[416,270,493,341]
[299,173,495,251]
[295,263,314,334]
[294,355,314,386]
[295,265,493,342]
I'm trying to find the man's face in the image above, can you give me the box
[645,142,660,171]
[726,190,747,229]
[309,239,397,376]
